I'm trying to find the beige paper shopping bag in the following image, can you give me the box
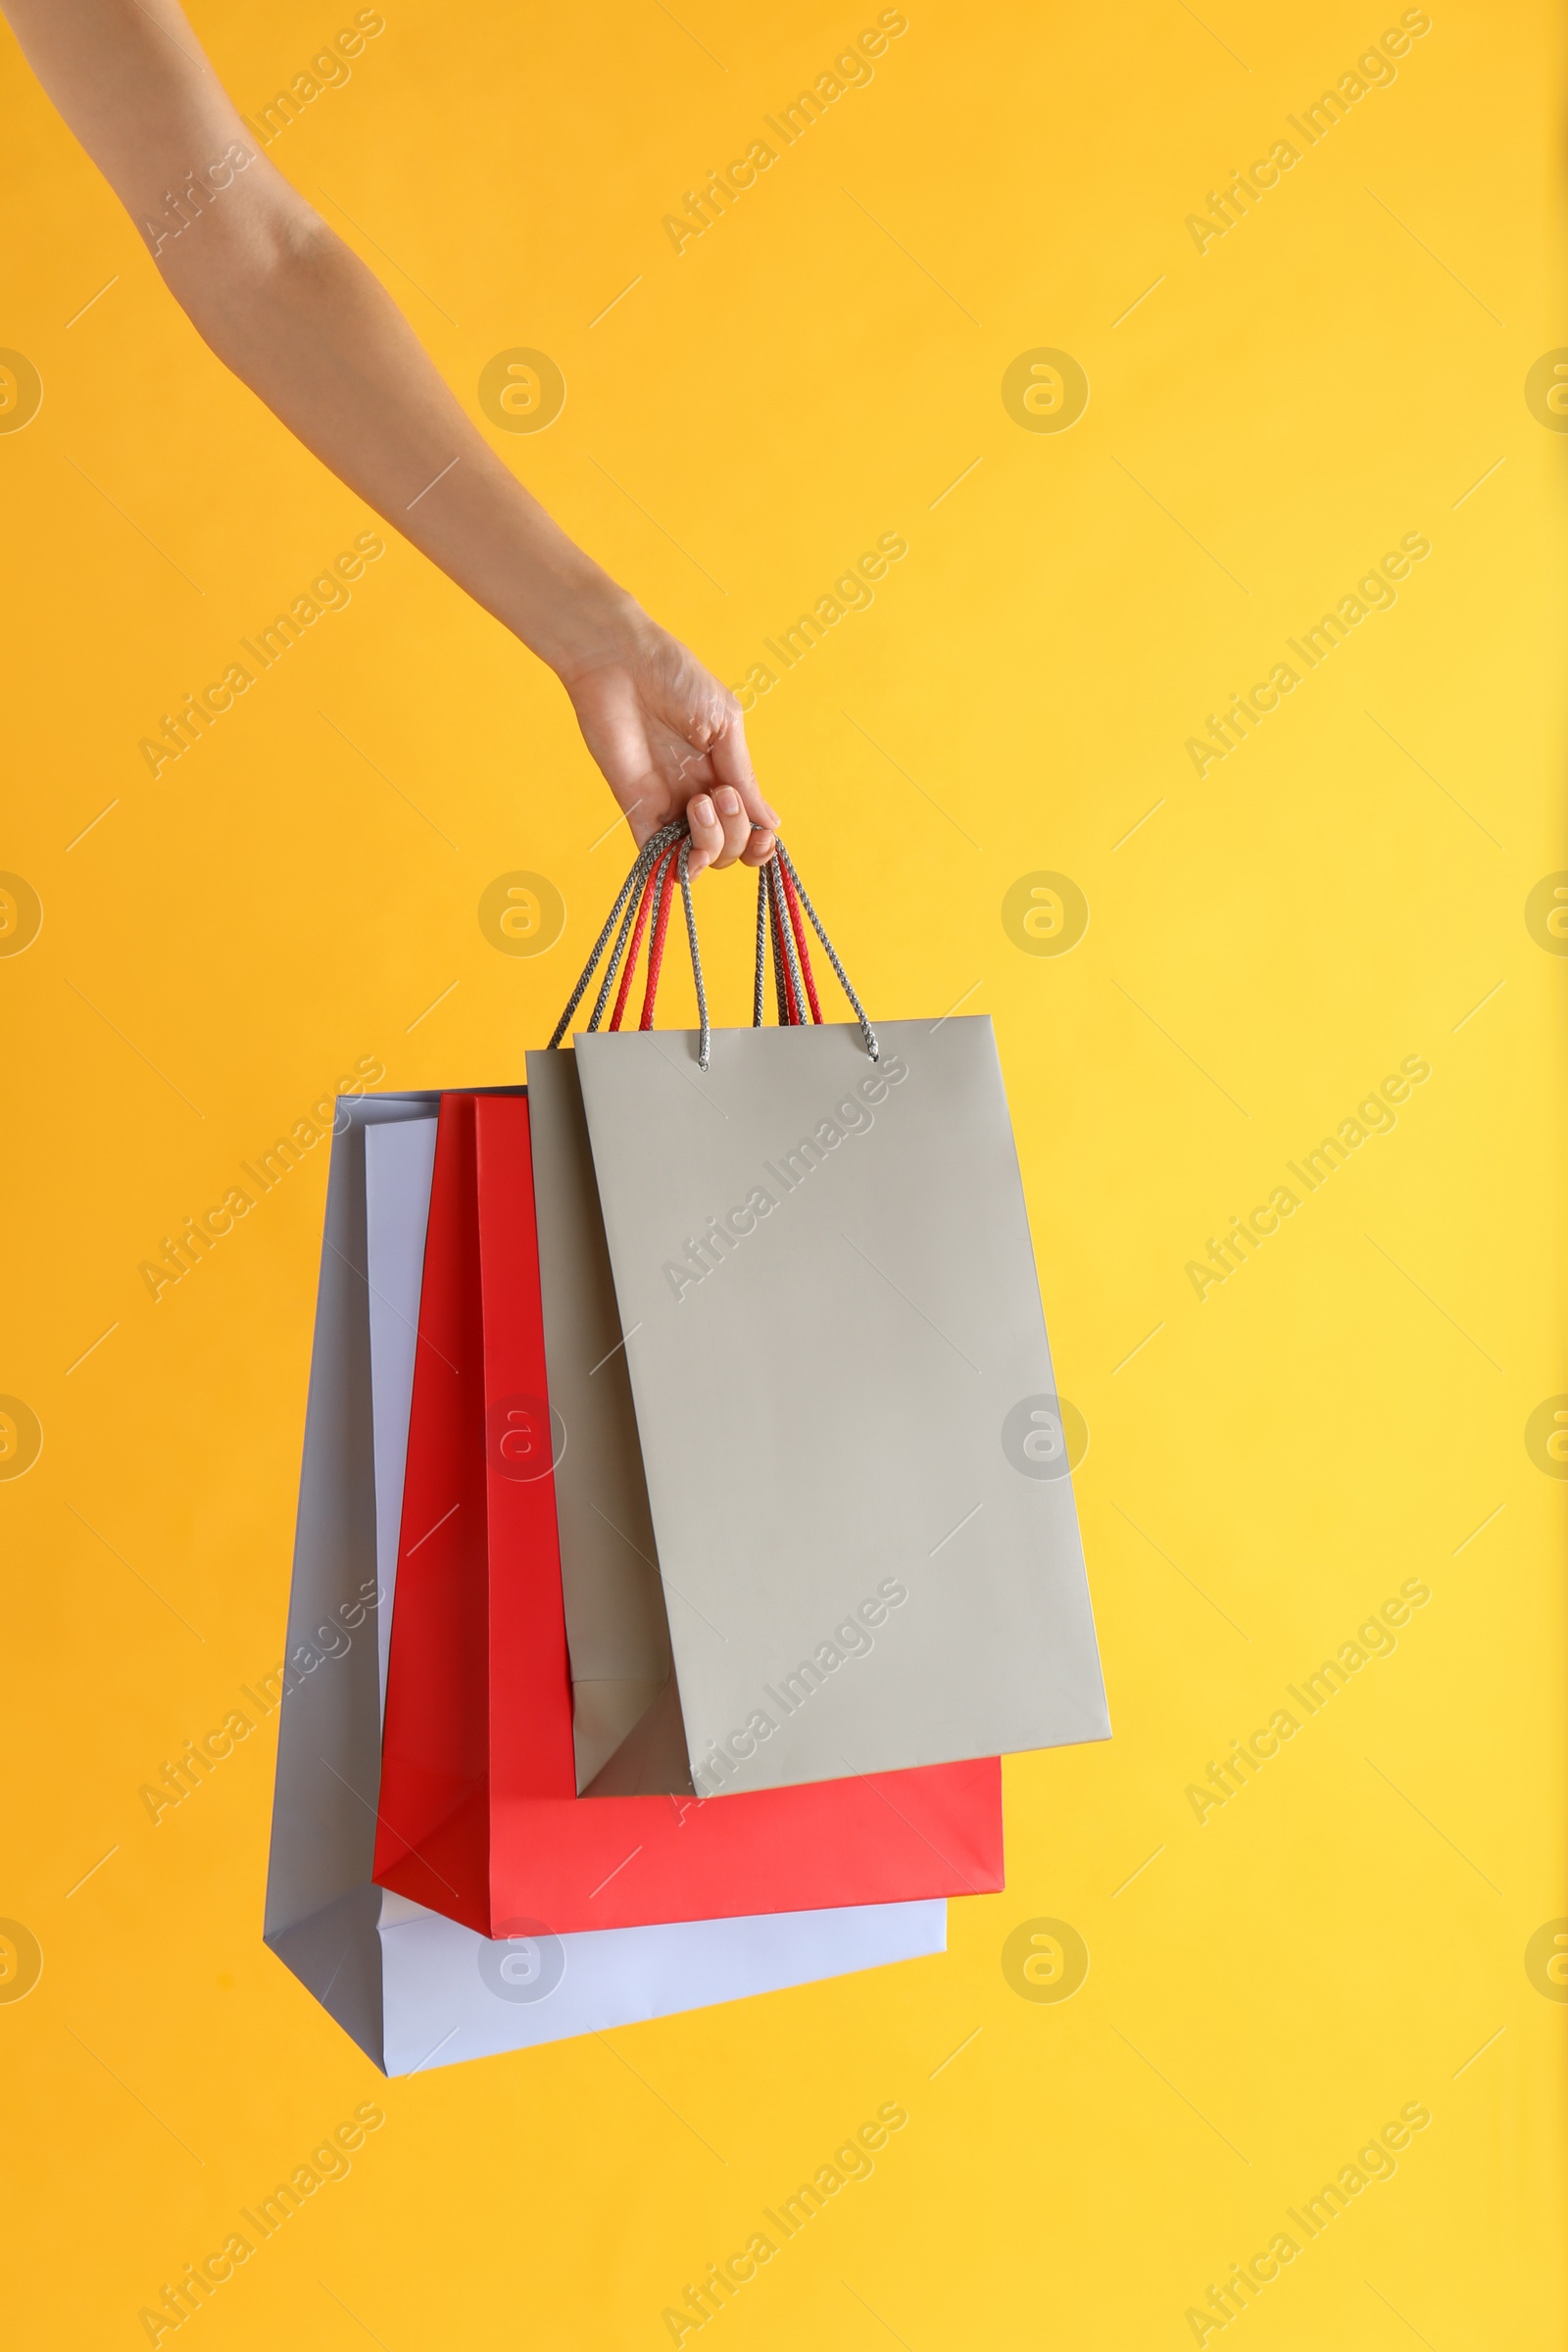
[530,823,1111,1800]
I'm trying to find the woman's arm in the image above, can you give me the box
[3,0,775,875]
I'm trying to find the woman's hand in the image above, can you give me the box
[560,609,779,879]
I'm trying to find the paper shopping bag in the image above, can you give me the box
[522,1044,689,1795]
[264,1094,950,2074]
[540,827,1110,1798]
[371,1087,1004,1936]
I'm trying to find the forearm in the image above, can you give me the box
[163,206,637,681]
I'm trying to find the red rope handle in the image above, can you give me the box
[768,868,791,1023]
[772,904,793,1022]
[639,847,681,1029]
[777,856,822,1024]
[612,837,825,1039]
[608,850,667,1031]
[768,865,803,1023]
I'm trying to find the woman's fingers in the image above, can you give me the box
[710,711,779,832]
[683,791,725,878]
[709,786,754,868]
[683,786,771,876]
[706,711,778,868]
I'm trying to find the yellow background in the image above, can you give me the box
[2,0,1563,2342]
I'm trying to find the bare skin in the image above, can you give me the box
[2,0,776,879]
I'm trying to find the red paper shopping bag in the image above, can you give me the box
[373,1090,1004,1937]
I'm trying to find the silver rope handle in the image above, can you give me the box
[549,823,875,1069]
[546,819,684,1051]
[586,856,654,1033]
[753,868,768,1028]
[676,839,711,1070]
[777,842,878,1062]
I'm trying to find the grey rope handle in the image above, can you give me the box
[676,839,711,1070]
[546,819,684,1051]
[753,869,768,1028]
[586,852,655,1033]
[777,842,879,1062]
[548,823,874,1068]
[758,859,793,1026]
[768,857,808,1031]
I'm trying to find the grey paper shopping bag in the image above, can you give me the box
[523,1049,690,1795]
[266,1091,947,2072]
[564,1016,1109,1796]
[529,825,1108,1797]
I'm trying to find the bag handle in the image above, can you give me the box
[547,821,877,1071]
[777,855,824,1024]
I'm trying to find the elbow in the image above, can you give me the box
[154,180,337,334]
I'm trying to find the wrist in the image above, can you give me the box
[527,565,648,687]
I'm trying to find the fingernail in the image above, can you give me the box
[691,796,713,826]
[714,787,739,815]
